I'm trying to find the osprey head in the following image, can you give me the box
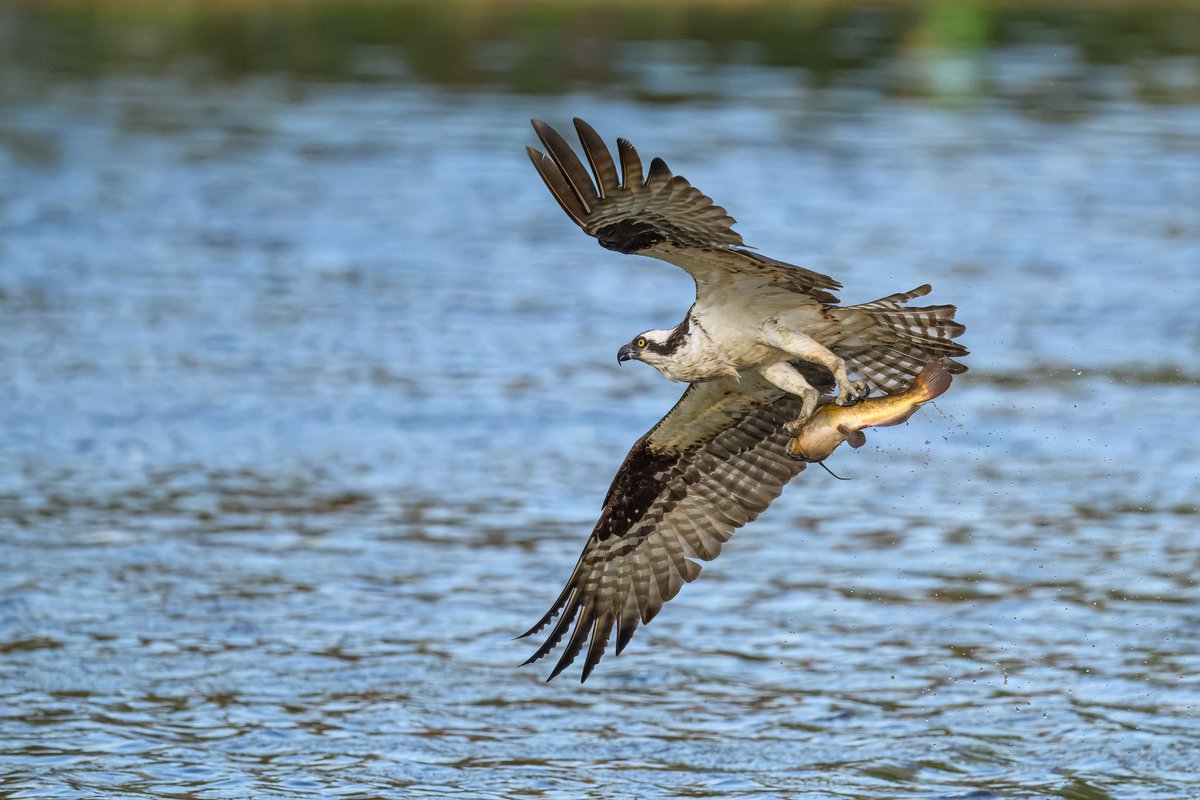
[617,329,675,367]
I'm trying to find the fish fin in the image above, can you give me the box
[913,359,953,401]
[838,425,867,449]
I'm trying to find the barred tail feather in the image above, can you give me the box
[834,286,968,395]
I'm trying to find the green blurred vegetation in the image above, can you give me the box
[2,1,1198,103]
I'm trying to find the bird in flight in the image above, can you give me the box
[521,118,968,682]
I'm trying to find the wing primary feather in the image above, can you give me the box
[521,587,580,666]
[580,612,615,683]
[615,588,641,656]
[547,606,595,682]
[530,119,597,212]
[616,137,643,189]
[645,157,672,192]
[641,558,668,624]
[573,118,620,199]
[615,609,640,656]
[526,147,588,229]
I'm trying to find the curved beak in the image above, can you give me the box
[617,344,636,364]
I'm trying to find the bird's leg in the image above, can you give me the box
[761,322,868,408]
[758,362,822,434]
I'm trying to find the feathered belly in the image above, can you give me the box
[662,339,783,382]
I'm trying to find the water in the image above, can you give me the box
[2,4,1200,798]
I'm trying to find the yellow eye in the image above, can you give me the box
[636,337,647,348]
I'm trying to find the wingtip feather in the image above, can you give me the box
[580,613,614,683]
[530,118,598,211]
[616,137,643,189]
[527,145,588,228]
[573,117,620,198]
[546,608,593,682]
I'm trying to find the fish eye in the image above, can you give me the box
[636,337,647,348]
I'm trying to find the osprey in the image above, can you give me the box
[521,118,968,682]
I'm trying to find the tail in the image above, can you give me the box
[832,285,968,395]
[910,358,954,402]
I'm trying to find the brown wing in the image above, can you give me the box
[519,372,814,683]
[527,118,841,303]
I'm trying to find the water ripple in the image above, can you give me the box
[3,6,1200,798]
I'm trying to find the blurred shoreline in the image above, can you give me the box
[3,0,1198,107]
[21,0,1200,8]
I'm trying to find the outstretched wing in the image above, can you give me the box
[527,118,841,303]
[520,368,830,683]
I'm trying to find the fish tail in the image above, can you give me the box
[911,358,953,402]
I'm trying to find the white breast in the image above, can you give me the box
[664,305,779,381]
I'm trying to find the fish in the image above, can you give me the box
[787,359,954,462]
